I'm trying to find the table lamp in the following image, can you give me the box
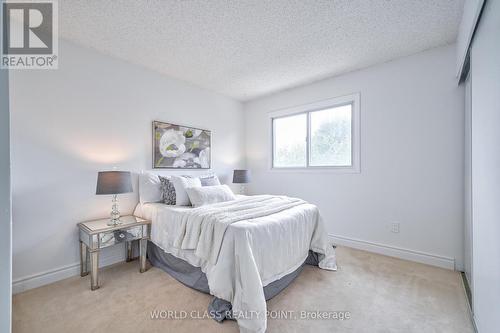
[96,171,133,226]
[233,169,251,194]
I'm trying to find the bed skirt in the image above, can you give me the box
[147,241,321,322]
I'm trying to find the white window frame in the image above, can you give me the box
[269,93,360,173]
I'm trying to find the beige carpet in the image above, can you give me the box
[13,246,473,333]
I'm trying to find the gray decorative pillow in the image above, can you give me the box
[159,176,176,205]
[199,174,221,186]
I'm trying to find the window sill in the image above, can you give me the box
[269,166,360,174]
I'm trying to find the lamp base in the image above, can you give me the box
[239,184,246,195]
[107,218,123,226]
[108,194,122,226]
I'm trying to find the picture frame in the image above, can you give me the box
[152,121,211,169]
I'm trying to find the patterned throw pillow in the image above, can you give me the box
[159,176,176,205]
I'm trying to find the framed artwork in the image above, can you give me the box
[153,121,211,169]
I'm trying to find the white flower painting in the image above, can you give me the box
[153,121,211,169]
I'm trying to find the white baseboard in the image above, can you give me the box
[329,234,456,270]
[13,235,457,294]
[12,251,126,294]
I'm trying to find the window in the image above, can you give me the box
[273,113,307,168]
[271,94,360,172]
[310,104,352,167]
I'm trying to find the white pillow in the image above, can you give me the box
[186,185,236,207]
[171,175,202,206]
[139,173,162,204]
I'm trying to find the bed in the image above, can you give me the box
[134,193,336,333]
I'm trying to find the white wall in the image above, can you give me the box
[0,68,12,331]
[470,0,500,331]
[244,45,465,270]
[9,40,245,292]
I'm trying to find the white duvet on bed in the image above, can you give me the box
[135,195,336,333]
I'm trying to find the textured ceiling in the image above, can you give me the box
[60,0,464,101]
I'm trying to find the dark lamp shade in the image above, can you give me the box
[233,169,251,184]
[96,171,133,195]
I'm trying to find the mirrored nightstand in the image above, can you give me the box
[77,215,151,290]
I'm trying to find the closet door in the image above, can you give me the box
[464,70,473,304]
[469,0,500,328]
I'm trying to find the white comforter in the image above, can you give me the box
[137,195,337,333]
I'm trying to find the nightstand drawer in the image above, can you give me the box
[99,226,143,248]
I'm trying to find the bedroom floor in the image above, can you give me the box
[12,246,473,333]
